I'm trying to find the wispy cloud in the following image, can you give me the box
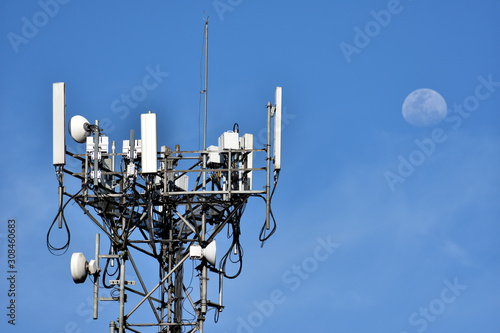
[441,240,472,267]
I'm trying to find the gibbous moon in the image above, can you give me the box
[402,89,447,127]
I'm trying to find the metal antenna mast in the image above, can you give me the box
[49,53,283,333]
[203,18,208,150]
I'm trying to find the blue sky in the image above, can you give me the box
[1,1,500,332]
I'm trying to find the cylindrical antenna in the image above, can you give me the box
[93,233,100,320]
[203,18,209,150]
[266,102,272,230]
[93,120,100,187]
[111,141,116,172]
[218,270,224,310]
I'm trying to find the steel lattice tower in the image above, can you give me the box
[49,82,282,333]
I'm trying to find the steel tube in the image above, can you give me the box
[93,120,99,187]
[118,254,126,333]
[266,102,272,229]
[93,233,100,319]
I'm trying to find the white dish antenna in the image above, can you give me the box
[70,252,98,284]
[189,240,216,266]
[204,240,217,266]
[70,252,88,283]
[69,115,91,143]
[274,87,282,171]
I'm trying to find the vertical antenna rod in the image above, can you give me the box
[203,18,209,150]
[93,233,100,320]
[266,102,272,230]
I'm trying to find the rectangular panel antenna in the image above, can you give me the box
[273,87,282,171]
[53,82,66,165]
[141,112,157,173]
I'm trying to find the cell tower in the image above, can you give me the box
[49,78,282,331]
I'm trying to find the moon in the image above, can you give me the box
[402,88,447,127]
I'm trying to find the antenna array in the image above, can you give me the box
[50,82,283,333]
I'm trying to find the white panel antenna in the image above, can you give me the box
[141,112,157,173]
[273,87,282,171]
[53,82,66,165]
